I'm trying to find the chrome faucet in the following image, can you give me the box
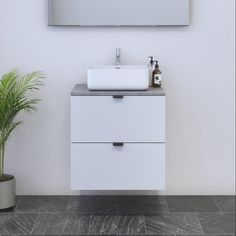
[116,48,121,67]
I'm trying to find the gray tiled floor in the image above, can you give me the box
[0,195,235,235]
[167,196,219,212]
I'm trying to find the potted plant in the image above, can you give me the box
[0,69,44,210]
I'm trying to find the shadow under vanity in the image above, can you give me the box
[70,84,166,190]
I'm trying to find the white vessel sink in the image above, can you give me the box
[87,65,149,90]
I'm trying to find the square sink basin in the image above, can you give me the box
[87,65,149,90]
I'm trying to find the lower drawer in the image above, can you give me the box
[71,143,165,190]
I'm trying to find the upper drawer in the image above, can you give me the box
[71,96,165,142]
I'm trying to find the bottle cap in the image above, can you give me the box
[149,56,154,66]
[155,60,159,68]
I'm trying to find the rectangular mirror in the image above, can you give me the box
[48,0,190,26]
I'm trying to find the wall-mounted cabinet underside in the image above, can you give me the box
[48,0,190,26]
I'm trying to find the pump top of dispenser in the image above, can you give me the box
[149,56,154,66]
[154,60,160,69]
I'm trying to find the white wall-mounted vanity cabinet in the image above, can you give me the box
[70,84,166,190]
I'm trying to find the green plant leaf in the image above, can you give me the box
[0,69,44,177]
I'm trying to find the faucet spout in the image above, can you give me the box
[116,48,121,67]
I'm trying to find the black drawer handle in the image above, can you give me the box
[113,95,124,99]
[113,142,124,147]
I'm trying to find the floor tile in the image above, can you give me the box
[62,213,90,234]
[197,213,235,234]
[61,235,116,236]
[89,214,145,234]
[1,195,233,235]
[145,213,203,234]
[66,195,168,214]
[13,195,22,211]
[15,196,68,212]
[31,213,68,234]
[176,234,234,236]
[116,196,169,214]
[117,215,145,234]
[117,235,174,236]
[214,196,235,212]
[167,196,219,212]
[0,234,20,236]
[0,213,37,234]
[66,196,117,213]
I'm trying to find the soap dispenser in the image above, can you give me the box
[152,60,162,87]
[148,56,155,86]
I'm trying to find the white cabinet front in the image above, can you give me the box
[71,96,165,143]
[71,143,165,190]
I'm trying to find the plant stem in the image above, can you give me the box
[0,142,5,179]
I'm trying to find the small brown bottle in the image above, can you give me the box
[152,61,162,87]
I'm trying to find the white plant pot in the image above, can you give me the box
[0,175,15,210]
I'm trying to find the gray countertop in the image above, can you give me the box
[71,84,165,96]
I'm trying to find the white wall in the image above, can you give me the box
[0,0,235,195]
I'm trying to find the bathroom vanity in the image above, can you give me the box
[70,84,166,190]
